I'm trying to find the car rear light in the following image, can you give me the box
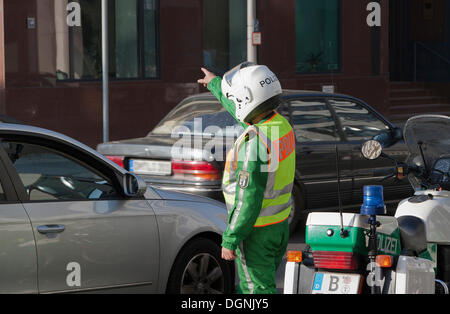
[312,251,358,270]
[106,156,125,169]
[172,160,221,181]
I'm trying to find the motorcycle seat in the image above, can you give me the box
[397,216,428,256]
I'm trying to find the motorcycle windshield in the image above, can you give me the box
[404,115,450,173]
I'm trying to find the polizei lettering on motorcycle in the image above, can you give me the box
[260,75,279,88]
[364,233,399,255]
[377,234,398,255]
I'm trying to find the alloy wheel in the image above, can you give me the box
[180,253,225,294]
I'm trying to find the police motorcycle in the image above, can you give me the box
[284,114,450,294]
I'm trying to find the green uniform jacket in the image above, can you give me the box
[208,77,294,251]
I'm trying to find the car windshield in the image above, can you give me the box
[150,99,243,137]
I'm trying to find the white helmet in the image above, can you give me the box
[221,62,282,123]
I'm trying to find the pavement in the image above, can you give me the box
[276,222,307,293]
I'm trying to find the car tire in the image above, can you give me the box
[166,238,234,294]
[288,184,305,234]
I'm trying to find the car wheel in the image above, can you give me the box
[288,184,305,234]
[166,238,233,294]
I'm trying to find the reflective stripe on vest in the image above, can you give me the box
[222,113,296,228]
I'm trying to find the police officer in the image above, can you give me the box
[198,63,295,294]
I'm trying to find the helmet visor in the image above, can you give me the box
[223,62,256,87]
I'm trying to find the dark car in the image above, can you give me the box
[0,114,22,124]
[97,91,413,232]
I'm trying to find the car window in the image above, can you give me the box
[330,99,390,141]
[289,99,340,142]
[151,100,243,136]
[2,141,119,202]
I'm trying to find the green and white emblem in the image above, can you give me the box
[238,170,250,189]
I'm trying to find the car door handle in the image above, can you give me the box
[37,224,66,234]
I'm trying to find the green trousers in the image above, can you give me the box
[235,220,289,294]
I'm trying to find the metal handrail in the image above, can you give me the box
[414,41,450,82]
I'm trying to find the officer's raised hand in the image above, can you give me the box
[197,68,217,88]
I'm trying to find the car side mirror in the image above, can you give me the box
[373,129,398,148]
[361,140,383,160]
[123,172,147,197]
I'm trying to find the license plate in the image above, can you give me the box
[129,159,172,176]
[311,272,362,294]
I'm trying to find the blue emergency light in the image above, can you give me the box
[360,185,386,216]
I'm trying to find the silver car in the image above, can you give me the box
[0,123,234,294]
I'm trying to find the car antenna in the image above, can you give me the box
[335,145,348,238]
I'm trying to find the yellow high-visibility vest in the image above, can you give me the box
[222,113,296,227]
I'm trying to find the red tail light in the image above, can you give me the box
[312,251,358,270]
[106,156,125,168]
[172,160,221,181]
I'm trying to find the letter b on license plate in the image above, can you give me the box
[312,272,361,294]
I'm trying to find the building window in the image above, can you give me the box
[203,0,247,75]
[56,0,158,81]
[295,0,340,73]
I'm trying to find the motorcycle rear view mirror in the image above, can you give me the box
[361,140,383,160]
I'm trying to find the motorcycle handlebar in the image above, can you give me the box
[373,164,421,179]
[373,168,396,177]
